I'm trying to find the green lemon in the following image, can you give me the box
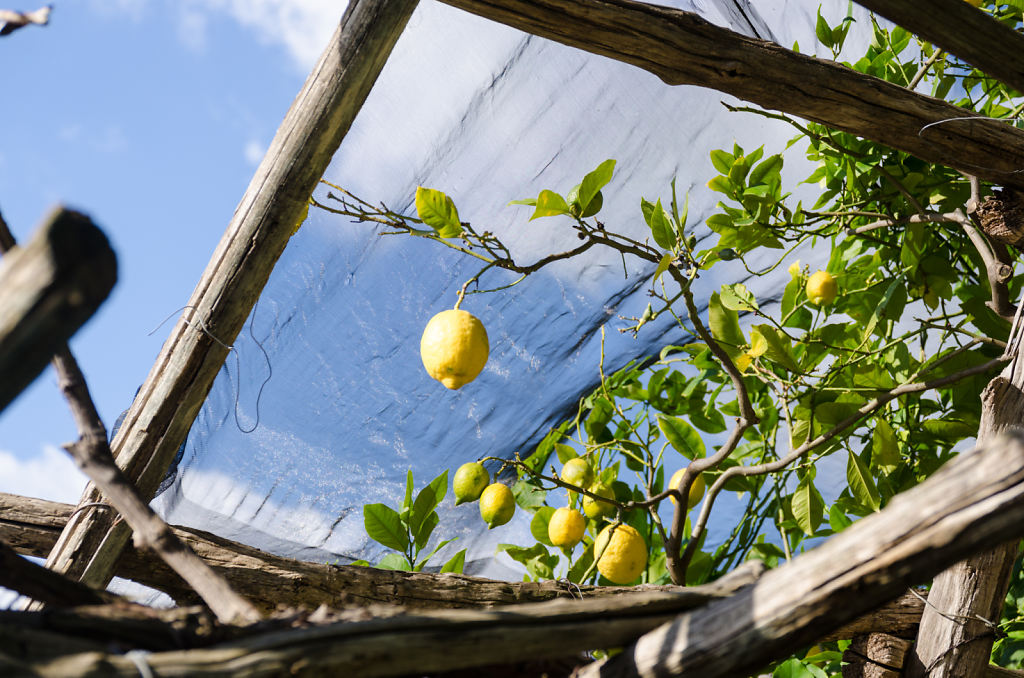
[582,483,615,519]
[453,461,489,505]
[560,458,594,489]
[479,483,515,529]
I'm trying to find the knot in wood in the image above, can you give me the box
[976,189,1024,247]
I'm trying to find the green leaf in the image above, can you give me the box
[401,470,414,522]
[567,544,594,584]
[872,419,900,473]
[657,414,706,459]
[410,470,448,548]
[710,149,734,174]
[792,474,824,536]
[440,548,467,574]
[512,474,547,511]
[375,552,411,571]
[508,198,537,207]
[815,10,834,49]
[576,159,616,213]
[644,198,676,249]
[654,252,674,283]
[414,537,457,571]
[847,450,881,512]
[554,443,578,463]
[709,291,746,359]
[415,186,462,238]
[748,154,783,187]
[529,190,573,220]
[530,506,556,547]
[719,283,758,312]
[753,325,799,372]
[363,503,409,552]
[828,504,852,532]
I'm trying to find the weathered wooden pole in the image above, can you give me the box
[582,431,1024,678]
[41,0,420,590]
[437,0,1024,190]
[0,207,116,414]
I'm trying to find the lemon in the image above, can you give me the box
[595,523,647,585]
[548,507,586,547]
[805,270,837,306]
[582,483,615,519]
[560,458,594,489]
[479,483,515,529]
[420,309,489,389]
[668,468,706,509]
[453,461,489,505]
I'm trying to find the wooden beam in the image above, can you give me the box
[579,430,1024,678]
[437,0,1024,190]
[8,431,1024,677]
[0,491,757,613]
[853,0,1024,97]
[40,0,420,590]
[0,207,116,414]
[0,539,117,607]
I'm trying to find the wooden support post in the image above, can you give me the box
[0,207,115,414]
[40,0,420,590]
[852,0,1024,97]
[0,539,117,607]
[437,0,1024,190]
[843,634,913,678]
[580,431,1024,678]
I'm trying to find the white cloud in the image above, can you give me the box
[243,138,266,166]
[187,0,345,71]
[0,446,87,504]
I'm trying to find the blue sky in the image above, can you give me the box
[0,1,341,503]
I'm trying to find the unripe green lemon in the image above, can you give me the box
[548,507,586,547]
[668,468,705,509]
[453,462,489,505]
[805,270,838,306]
[595,523,647,585]
[420,309,489,389]
[560,458,594,489]
[582,483,615,519]
[479,483,515,529]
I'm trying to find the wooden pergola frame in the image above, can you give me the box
[5,0,1024,675]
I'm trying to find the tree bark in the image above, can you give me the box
[853,0,1024,96]
[843,634,913,678]
[40,0,420,592]
[0,206,116,414]
[581,431,1024,678]
[437,0,1024,191]
[0,539,116,607]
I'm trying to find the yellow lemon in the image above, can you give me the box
[453,461,489,505]
[582,483,616,519]
[420,309,489,389]
[548,507,586,547]
[595,523,647,585]
[668,468,706,509]
[560,458,594,489]
[805,270,837,306]
[479,483,515,529]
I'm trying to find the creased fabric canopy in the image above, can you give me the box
[154,0,861,577]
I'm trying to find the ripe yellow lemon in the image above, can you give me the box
[548,507,586,547]
[453,461,489,505]
[668,468,705,509]
[805,270,837,306]
[595,523,647,584]
[582,483,615,519]
[420,309,489,389]
[479,483,515,529]
[560,458,594,489]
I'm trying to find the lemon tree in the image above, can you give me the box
[326,4,1024,673]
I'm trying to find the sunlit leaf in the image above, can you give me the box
[415,186,462,238]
